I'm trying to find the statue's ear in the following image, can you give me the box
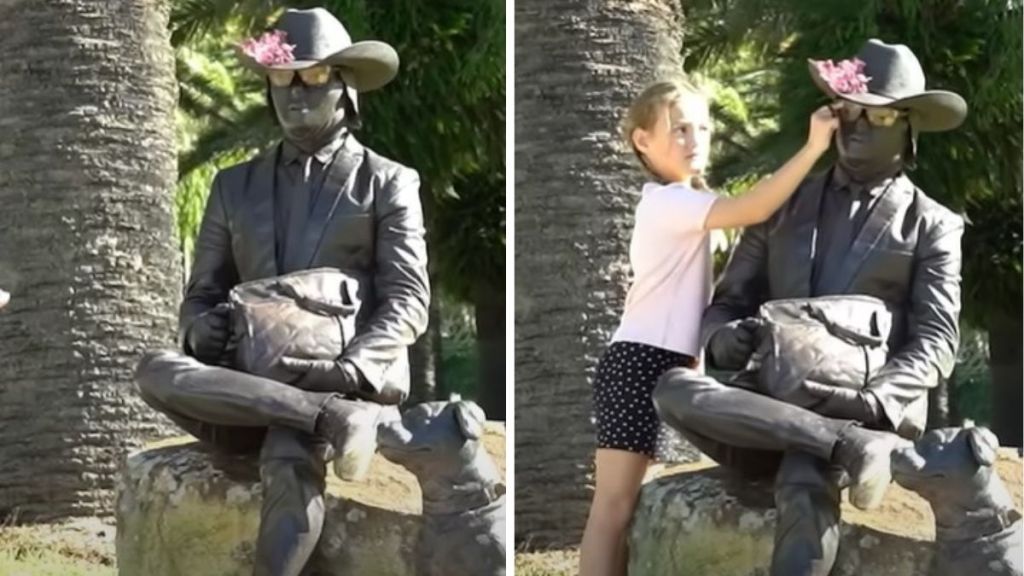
[454,401,486,441]
[967,426,999,467]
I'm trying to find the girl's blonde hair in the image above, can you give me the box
[621,78,710,190]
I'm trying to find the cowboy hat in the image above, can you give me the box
[808,39,967,132]
[237,8,399,93]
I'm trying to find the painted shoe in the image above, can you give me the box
[834,425,912,510]
[319,396,382,481]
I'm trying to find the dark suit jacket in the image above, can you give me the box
[179,136,430,398]
[702,169,964,438]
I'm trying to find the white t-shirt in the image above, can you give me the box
[611,181,718,357]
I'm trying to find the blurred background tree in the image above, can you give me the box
[684,0,1022,444]
[169,0,506,418]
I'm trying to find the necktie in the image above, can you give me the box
[302,155,313,184]
[813,187,857,293]
[848,188,874,243]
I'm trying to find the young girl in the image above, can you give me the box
[578,79,838,576]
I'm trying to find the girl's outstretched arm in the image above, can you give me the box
[704,105,838,230]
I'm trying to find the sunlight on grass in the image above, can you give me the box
[0,527,115,576]
[515,548,580,576]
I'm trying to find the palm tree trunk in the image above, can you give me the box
[989,315,1022,447]
[409,184,440,403]
[0,0,179,521]
[475,282,505,421]
[515,0,684,548]
[927,379,950,429]
[409,294,442,404]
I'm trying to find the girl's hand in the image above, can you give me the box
[806,105,839,155]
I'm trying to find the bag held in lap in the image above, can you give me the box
[735,295,893,407]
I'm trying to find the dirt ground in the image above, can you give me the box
[326,422,507,513]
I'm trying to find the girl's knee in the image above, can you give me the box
[590,490,641,528]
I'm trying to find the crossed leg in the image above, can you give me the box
[136,350,338,576]
[653,368,847,576]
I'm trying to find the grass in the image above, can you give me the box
[515,548,580,576]
[0,522,115,576]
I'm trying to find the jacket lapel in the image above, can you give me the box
[302,136,365,267]
[780,172,827,297]
[834,175,909,292]
[243,145,280,280]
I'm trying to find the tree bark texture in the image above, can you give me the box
[515,0,684,547]
[989,315,1022,447]
[476,283,505,421]
[0,0,180,521]
[408,294,441,405]
[409,185,439,404]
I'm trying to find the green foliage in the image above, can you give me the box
[172,15,270,256]
[439,288,479,398]
[441,331,479,399]
[683,0,1023,325]
[950,324,993,425]
[175,149,257,260]
[170,0,280,47]
[313,0,506,186]
[433,171,506,301]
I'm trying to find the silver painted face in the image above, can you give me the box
[835,104,909,181]
[269,71,347,145]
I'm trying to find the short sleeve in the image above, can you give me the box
[641,184,718,234]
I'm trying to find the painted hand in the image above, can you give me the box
[280,356,359,394]
[804,381,883,425]
[186,304,232,364]
[707,317,762,370]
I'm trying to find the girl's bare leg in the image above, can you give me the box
[578,448,650,576]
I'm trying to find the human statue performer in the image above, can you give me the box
[654,39,967,576]
[135,8,428,576]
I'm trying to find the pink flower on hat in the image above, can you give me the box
[240,30,296,66]
[812,57,871,94]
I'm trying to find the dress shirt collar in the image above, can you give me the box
[280,129,349,166]
[830,165,899,198]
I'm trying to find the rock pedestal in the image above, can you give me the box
[628,452,1023,576]
[116,425,505,576]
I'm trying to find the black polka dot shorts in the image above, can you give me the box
[593,341,696,457]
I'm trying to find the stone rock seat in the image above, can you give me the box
[116,424,505,576]
[628,451,1022,576]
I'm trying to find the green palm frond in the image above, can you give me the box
[178,104,275,176]
[170,0,280,46]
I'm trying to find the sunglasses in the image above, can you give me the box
[832,101,907,127]
[267,65,334,88]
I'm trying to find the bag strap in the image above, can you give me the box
[802,304,885,347]
[277,281,358,317]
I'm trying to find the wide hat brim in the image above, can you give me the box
[808,59,967,132]
[238,39,399,93]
